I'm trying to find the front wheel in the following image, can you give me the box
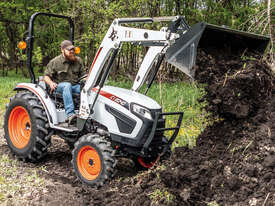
[72,134,117,187]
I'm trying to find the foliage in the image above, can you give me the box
[0,0,273,76]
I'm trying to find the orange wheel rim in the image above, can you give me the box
[138,157,156,168]
[77,145,101,180]
[8,106,31,149]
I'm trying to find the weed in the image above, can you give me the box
[39,166,49,173]
[0,192,4,202]
[206,200,219,206]
[158,164,166,171]
[148,188,175,204]
[242,141,253,155]
[230,145,244,156]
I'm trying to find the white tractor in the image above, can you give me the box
[4,13,269,187]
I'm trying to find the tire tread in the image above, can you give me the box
[72,134,117,188]
[4,91,51,162]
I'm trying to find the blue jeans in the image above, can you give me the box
[56,82,80,117]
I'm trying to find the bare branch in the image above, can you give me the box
[261,22,269,35]
[267,0,274,63]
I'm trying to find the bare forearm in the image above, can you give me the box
[44,76,57,91]
[44,76,53,85]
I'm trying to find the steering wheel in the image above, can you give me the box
[77,74,88,83]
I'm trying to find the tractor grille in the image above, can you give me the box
[144,117,165,147]
[141,111,183,156]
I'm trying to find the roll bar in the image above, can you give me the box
[26,12,74,83]
[117,17,153,24]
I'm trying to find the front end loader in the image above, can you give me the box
[4,13,269,187]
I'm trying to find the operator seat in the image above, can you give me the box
[37,77,80,109]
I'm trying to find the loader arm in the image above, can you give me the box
[132,46,164,91]
[80,17,184,120]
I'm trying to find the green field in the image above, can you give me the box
[0,72,29,122]
[0,71,207,148]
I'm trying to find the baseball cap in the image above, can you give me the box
[61,40,75,50]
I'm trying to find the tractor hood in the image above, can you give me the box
[100,86,161,110]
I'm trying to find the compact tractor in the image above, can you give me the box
[4,13,269,187]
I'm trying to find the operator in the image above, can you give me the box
[44,40,87,124]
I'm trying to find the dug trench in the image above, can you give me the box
[0,49,274,205]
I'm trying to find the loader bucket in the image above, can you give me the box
[165,22,270,78]
[198,23,270,56]
[166,22,206,78]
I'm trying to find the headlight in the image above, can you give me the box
[131,103,153,120]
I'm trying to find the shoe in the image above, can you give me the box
[67,114,77,125]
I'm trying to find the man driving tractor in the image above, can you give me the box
[44,40,87,124]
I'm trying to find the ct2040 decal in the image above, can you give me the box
[91,88,129,110]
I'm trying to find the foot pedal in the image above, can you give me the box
[55,122,79,132]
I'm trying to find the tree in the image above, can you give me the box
[0,0,273,77]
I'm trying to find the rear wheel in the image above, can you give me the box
[133,137,172,170]
[72,134,117,187]
[133,156,159,170]
[4,91,52,162]
[135,157,156,169]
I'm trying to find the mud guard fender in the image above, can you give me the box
[14,83,58,125]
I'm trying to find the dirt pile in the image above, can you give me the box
[157,83,275,205]
[153,51,275,205]
[195,49,273,119]
[149,50,275,205]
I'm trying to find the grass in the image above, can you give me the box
[145,81,207,148]
[0,71,29,125]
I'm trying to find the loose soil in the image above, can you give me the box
[0,49,274,205]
